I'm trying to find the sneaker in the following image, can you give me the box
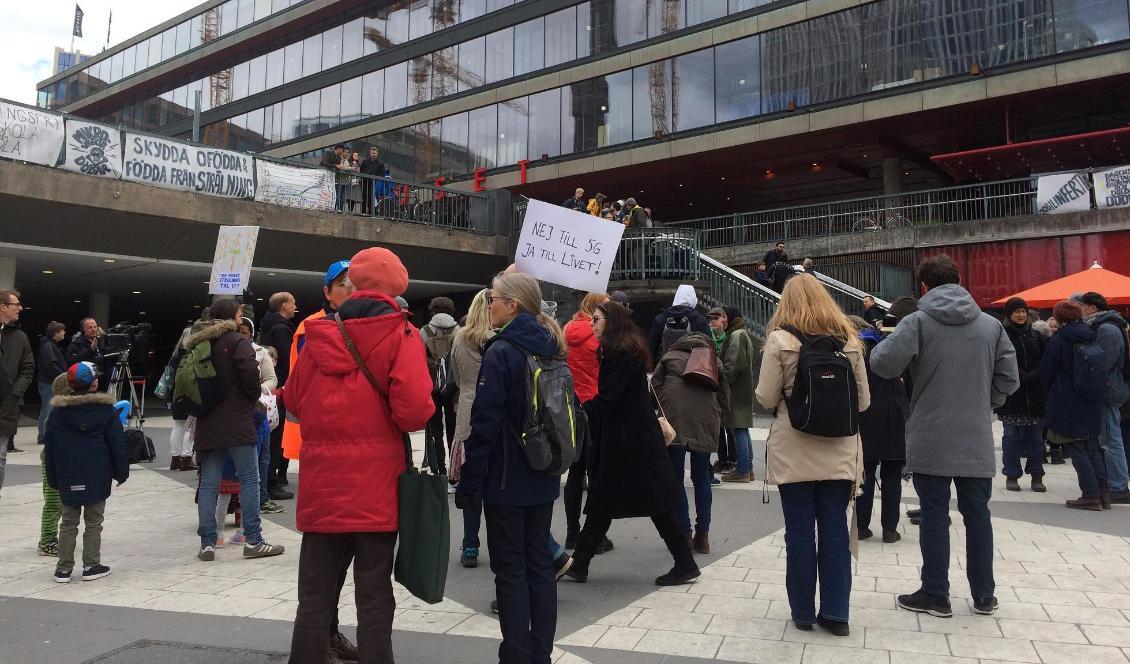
[553,552,574,579]
[244,541,286,558]
[53,568,71,583]
[38,541,58,557]
[972,596,999,615]
[1030,477,1047,493]
[721,471,752,483]
[882,529,902,543]
[563,562,589,583]
[596,537,614,555]
[461,547,479,568]
[81,564,111,581]
[1005,477,1021,492]
[260,500,286,514]
[198,545,216,562]
[897,589,952,618]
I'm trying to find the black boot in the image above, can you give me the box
[655,558,700,586]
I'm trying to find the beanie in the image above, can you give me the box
[348,247,409,297]
[67,361,98,391]
[1002,297,1027,319]
[1053,300,1083,324]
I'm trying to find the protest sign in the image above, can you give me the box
[1093,165,1130,209]
[1036,171,1091,215]
[254,159,336,210]
[514,198,625,293]
[61,118,122,178]
[208,226,260,295]
[0,101,65,166]
[122,132,253,198]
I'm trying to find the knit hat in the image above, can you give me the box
[348,247,409,296]
[1002,297,1028,319]
[610,291,630,308]
[1071,291,1108,311]
[67,361,98,391]
[1053,300,1083,324]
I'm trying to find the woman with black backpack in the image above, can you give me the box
[755,274,870,637]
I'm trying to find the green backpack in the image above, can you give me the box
[171,339,226,418]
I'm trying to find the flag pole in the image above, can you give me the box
[70,2,76,54]
[106,10,111,51]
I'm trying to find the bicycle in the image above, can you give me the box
[851,210,911,233]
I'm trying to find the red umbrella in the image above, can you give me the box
[992,263,1130,308]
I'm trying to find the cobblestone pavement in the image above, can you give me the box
[1,418,1128,663]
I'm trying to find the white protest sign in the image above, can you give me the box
[1036,171,1091,214]
[0,101,65,166]
[1093,165,1130,209]
[253,159,336,210]
[515,198,625,293]
[61,118,122,178]
[122,132,253,198]
[209,226,260,295]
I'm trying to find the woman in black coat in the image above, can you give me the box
[566,301,699,586]
[995,298,1047,492]
[855,325,909,542]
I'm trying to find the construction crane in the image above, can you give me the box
[642,0,680,135]
[200,5,230,148]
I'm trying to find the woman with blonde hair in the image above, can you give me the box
[755,273,870,637]
[455,271,566,663]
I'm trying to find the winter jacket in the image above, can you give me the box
[586,198,602,216]
[259,311,296,385]
[722,319,757,428]
[0,323,34,437]
[858,330,908,464]
[562,196,585,211]
[37,337,68,385]
[281,306,331,460]
[862,306,885,328]
[651,333,729,454]
[565,312,601,403]
[285,291,435,533]
[756,329,870,485]
[1087,310,1129,406]
[1040,320,1104,441]
[254,343,277,394]
[996,321,1047,420]
[43,390,128,506]
[584,347,679,519]
[190,320,262,452]
[457,313,562,507]
[870,283,1019,479]
[420,313,460,390]
[450,330,494,446]
[648,285,710,361]
[65,334,103,366]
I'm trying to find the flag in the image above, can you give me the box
[73,4,84,38]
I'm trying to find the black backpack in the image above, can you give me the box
[125,428,156,464]
[780,326,859,437]
[661,313,692,356]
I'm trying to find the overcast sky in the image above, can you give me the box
[0,0,201,105]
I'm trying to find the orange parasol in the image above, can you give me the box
[992,263,1130,308]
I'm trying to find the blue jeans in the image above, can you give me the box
[913,473,994,600]
[1001,423,1045,479]
[255,414,270,506]
[730,427,753,475]
[1100,406,1128,492]
[1066,438,1108,498]
[37,382,54,443]
[198,443,263,548]
[668,445,713,532]
[778,480,853,624]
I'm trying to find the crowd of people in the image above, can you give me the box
[2,239,1129,664]
[562,187,654,228]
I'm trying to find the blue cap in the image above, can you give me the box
[324,260,350,287]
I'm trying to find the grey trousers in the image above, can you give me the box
[57,501,106,572]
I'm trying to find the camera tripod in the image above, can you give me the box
[106,352,146,436]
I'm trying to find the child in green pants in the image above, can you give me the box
[39,447,61,556]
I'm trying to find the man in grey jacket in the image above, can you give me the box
[871,255,1019,619]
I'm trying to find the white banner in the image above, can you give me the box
[253,159,336,210]
[1093,165,1130,209]
[209,226,260,295]
[1036,171,1091,215]
[61,118,122,178]
[122,132,253,198]
[0,101,65,166]
[515,199,625,293]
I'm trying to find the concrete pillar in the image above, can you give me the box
[882,157,904,195]
[0,257,15,291]
[89,292,111,328]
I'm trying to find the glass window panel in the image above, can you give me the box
[363,13,385,55]
[281,96,300,140]
[441,111,471,175]
[672,48,714,131]
[715,34,760,122]
[269,103,283,142]
[514,18,545,75]
[528,89,561,159]
[299,90,319,135]
[649,0,685,38]
[411,120,441,180]
[545,8,578,67]
[458,36,485,91]
[122,46,136,78]
[487,0,513,12]
[172,85,188,119]
[199,77,214,111]
[615,0,648,48]
[497,97,529,163]
[214,66,234,106]
[434,0,459,29]
[255,0,272,21]
[321,83,341,128]
[985,0,1053,66]
[232,60,250,100]
[341,76,362,122]
[410,0,434,39]
[485,27,514,83]
[220,0,238,35]
[409,55,433,104]
[161,28,177,60]
[577,2,592,58]
[761,22,810,112]
[919,0,982,79]
[468,104,497,168]
[303,32,323,76]
[686,0,726,26]
[266,48,284,89]
[809,9,864,103]
[604,69,633,146]
[729,0,769,12]
[323,24,343,69]
[1056,0,1130,51]
[176,20,191,55]
[362,69,385,115]
[463,0,486,21]
[386,1,411,45]
[273,0,291,12]
[342,17,365,63]
[148,34,163,66]
[248,54,267,95]
[862,2,921,91]
[633,63,669,139]
[190,16,203,48]
[284,40,302,82]
[186,79,203,113]
[433,47,458,98]
[110,52,124,83]
[384,61,409,111]
[245,107,265,151]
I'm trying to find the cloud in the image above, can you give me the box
[0,0,200,105]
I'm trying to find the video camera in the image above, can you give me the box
[102,321,153,359]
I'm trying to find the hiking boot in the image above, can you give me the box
[330,631,359,662]
[1111,490,1130,504]
[1005,477,1021,492]
[269,487,294,501]
[244,541,286,558]
[54,568,71,583]
[553,552,574,579]
[655,560,700,586]
[816,615,850,636]
[897,589,952,617]
[972,596,999,615]
[170,457,182,471]
[260,500,286,514]
[859,528,874,540]
[81,564,111,581]
[1099,487,1112,510]
[198,546,216,561]
[693,529,710,555]
[721,471,751,483]
[180,456,198,471]
[882,529,902,543]
[596,537,614,554]
[1066,496,1103,511]
[461,547,479,568]
[1030,476,1047,493]
[38,540,59,557]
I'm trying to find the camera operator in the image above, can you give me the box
[67,318,105,365]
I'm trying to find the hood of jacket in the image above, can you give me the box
[672,284,697,308]
[493,312,558,358]
[49,390,118,432]
[726,317,747,334]
[565,313,595,349]
[668,332,712,354]
[184,320,239,350]
[918,283,981,326]
[303,292,408,376]
[427,313,458,331]
[1089,310,1128,331]
[260,310,296,335]
[1058,319,1097,344]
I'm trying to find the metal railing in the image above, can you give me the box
[610,229,702,282]
[698,254,781,341]
[815,261,915,304]
[666,178,1038,248]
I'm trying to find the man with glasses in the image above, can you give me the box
[0,290,35,495]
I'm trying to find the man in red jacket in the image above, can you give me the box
[285,247,434,664]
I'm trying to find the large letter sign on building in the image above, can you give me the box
[514,199,625,293]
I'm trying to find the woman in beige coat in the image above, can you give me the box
[755,274,870,637]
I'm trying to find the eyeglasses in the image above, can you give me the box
[488,296,512,305]
[1,300,21,308]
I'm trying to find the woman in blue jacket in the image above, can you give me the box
[456,271,566,664]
